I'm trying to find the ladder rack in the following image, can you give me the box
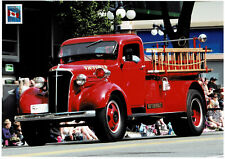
[145,47,212,74]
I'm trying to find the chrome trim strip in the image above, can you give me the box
[15,110,96,122]
[147,70,160,73]
[50,67,73,72]
[55,65,59,112]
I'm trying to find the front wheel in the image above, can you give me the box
[171,89,205,136]
[93,95,126,142]
[21,121,49,146]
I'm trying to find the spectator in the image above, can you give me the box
[154,119,168,136]
[2,119,20,146]
[19,78,31,95]
[154,119,167,136]
[60,122,74,141]
[74,126,98,140]
[208,93,220,109]
[203,78,209,93]
[33,77,45,89]
[18,76,47,95]
[30,79,35,87]
[15,78,35,113]
[139,123,158,137]
[167,122,174,135]
[14,80,19,85]
[219,92,224,111]
[10,121,25,146]
[204,78,209,84]
[2,119,12,146]
[206,93,224,131]
[199,77,210,104]
[33,77,48,96]
[198,77,204,85]
[139,123,148,137]
[208,77,218,90]
[208,87,215,97]
[60,121,98,141]
[159,118,168,131]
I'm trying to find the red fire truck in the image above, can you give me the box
[15,34,212,146]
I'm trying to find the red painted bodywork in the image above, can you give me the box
[19,87,48,113]
[19,34,206,118]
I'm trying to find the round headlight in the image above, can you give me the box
[76,74,87,86]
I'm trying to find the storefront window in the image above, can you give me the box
[2,24,19,62]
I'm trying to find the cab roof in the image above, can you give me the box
[62,34,142,46]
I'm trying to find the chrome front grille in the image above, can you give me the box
[48,70,72,113]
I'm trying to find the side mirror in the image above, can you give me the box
[132,55,141,63]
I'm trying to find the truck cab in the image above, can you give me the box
[15,34,212,146]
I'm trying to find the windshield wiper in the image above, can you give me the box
[86,39,103,48]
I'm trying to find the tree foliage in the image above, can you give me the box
[57,1,117,38]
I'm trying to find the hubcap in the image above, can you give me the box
[106,100,121,133]
[191,98,203,127]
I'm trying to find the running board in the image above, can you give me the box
[128,112,187,120]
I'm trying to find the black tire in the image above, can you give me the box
[21,121,49,146]
[171,89,205,136]
[93,95,126,142]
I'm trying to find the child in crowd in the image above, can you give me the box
[2,119,24,147]
[2,119,12,146]
[11,121,25,146]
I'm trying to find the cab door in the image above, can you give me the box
[121,42,145,107]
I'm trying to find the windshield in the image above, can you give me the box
[59,41,118,62]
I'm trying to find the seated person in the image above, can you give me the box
[11,121,25,145]
[60,121,98,141]
[2,119,20,146]
[206,93,224,130]
[60,122,74,141]
[74,125,98,141]
[2,119,12,146]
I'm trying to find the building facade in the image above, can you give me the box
[2,1,223,86]
[121,1,224,86]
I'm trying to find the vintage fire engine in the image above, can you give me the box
[15,34,212,146]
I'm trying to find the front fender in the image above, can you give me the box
[19,87,48,113]
[77,81,128,111]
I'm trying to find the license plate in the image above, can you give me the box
[30,104,48,113]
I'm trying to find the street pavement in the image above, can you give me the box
[2,131,224,157]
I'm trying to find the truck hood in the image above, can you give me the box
[49,60,117,76]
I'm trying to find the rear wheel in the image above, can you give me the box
[171,89,205,136]
[94,95,126,142]
[21,121,49,146]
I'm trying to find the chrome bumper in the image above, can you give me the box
[15,110,96,122]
